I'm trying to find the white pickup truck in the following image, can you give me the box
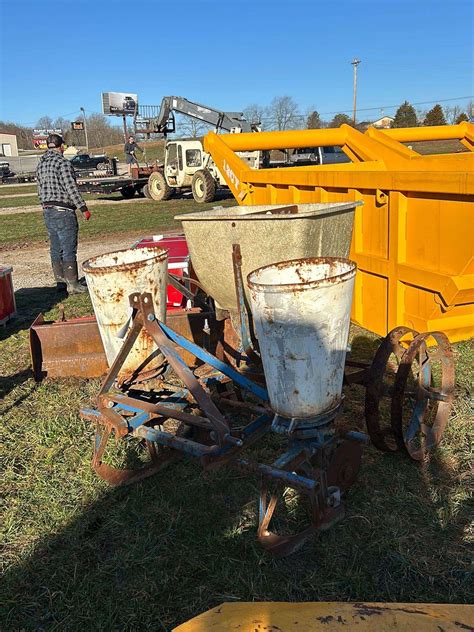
[289,146,351,166]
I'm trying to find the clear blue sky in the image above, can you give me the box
[0,0,473,126]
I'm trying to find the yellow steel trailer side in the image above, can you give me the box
[204,123,474,342]
[174,601,474,631]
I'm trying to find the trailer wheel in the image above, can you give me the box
[96,162,107,171]
[142,184,152,199]
[147,172,174,201]
[192,169,216,203]
[121,185,136,199]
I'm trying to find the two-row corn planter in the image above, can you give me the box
[81,204,454,557]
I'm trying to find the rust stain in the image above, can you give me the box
[247,256,356,293]
[83,246,168,276]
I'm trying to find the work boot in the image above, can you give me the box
[63,261,87,295]
[52,260,67,293]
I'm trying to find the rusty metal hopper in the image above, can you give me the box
[175,202,360,315]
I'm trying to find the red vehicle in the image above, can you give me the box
[133,234,190,310]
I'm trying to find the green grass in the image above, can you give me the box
[0,196,235,248]
[408,139,468,155]
[0,284,472,629]
[0,185,38,196]
[0,195,39,208]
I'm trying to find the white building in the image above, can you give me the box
[0,132,19,157]
[371,116,394,129]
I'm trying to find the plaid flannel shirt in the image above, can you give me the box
[36,150,87,211]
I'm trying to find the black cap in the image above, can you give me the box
[47,133,64,148]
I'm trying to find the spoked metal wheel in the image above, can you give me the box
[365,327,419,452]
[391,331,454,461]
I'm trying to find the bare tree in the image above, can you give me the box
[176,114,210,139]
[86,113,123,149]
[444,105,462,125]
[53,116,70,132]
[267,96,299,130]
[243,103,268,130]
[52,117,72,143]
[36,116,54,130]
[466,100,474,120]
[416,108,427,124]
[0,121,34,149]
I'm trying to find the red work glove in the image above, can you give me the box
[82,209,91,221]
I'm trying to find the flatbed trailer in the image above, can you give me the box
[77,174,149,198]
[1,172,37,184]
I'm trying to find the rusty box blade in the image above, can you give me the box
[30,310,221,381]
[30,313,108,381]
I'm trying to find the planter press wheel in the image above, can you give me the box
[391,331,454,461]
[257,440,360,557]
[364,326,419,452]
[257,486,321,558]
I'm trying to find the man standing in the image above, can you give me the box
[124,135,142,175]
[36,133,91,294]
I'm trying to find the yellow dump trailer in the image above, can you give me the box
[204,123,474,342]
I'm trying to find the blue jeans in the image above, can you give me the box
[43,207,79,264]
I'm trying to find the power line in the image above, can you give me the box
[12,110,83,126]
[258,95,473,123]
[318,95,474,117]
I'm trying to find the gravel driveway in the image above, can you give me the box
[4,235,155,290]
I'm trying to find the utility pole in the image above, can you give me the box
[351,58,361,125]
[80,107,89,152]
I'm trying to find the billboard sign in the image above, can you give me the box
[71,121,84,131]
[102,92,138,116]
[33,128,63,150]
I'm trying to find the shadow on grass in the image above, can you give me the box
[1,334,472,629]
[0,286,65,341]
[1,446,472,630]
[0,368,35,403]
[0,286,66,398]
[91,189,234,204]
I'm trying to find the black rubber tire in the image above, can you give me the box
[96,162,107,171]
[147,171,174,201]
[121,185,136,199]
[142,183,152,199]
[192,169,216,203]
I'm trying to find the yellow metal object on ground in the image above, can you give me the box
[174,601,474,631]
[204,123,474,342]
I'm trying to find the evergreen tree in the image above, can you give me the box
[424,104,446,126]
[455,112,469,124]
[330,113,353,127]
[306,110,321,129]
[392,101,418,128]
